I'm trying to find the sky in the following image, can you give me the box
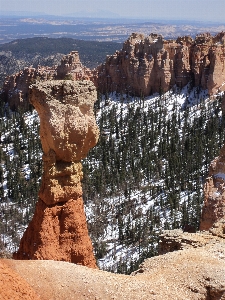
[0,0,225,22]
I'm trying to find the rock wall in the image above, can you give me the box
[158,228,223,255]
[56,51,92,81]
[0,66,56,109]
[1,32,225,110]
[94,32,225,96]
[200,94,225,231]
[13,80,99,268]
[200,146,225,230]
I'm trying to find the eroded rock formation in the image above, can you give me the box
[200,147,225,230]
[94,32,225,96]
[1,32,225,110]
[1,51,92,109]
[56,51,92,81]
[13,80,99,268]
[0,66,56,109]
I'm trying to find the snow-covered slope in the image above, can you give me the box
[0,84,224,274]
[83,84,225,273]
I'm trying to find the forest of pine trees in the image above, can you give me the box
[0,84,224,273]
[0,103,42,253]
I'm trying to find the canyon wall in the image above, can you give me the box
[13,80,99,268]
[94,32,225,96]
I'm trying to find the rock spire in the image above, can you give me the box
[1,51,92,110]
[13,80,99,268]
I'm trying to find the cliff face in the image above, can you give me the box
[56,51,92,81]
[13,80,99,268]
[94,32,225,96]
[200,145,225,231]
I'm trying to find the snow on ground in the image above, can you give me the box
[85,84,224,272]
[1,84,224,271]
[0,108,41,252]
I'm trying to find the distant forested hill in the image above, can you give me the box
[0,37,122,87]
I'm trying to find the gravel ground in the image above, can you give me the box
[2,237,225,300]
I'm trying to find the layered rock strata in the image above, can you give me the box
[2,32,225,110]
[56,51,92,81]
[158,227,224,255]
[0,66,56,109]
[94,32,225,96]
[13,80,99,268]
[200,146,225,231]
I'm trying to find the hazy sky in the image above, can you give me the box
[0,0,225,22]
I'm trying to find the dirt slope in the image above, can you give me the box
[2,235,225,300]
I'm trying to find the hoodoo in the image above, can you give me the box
[13,80,99,268]
[94,32,225,96]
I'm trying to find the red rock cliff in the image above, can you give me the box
[13,80,99,268]
[94,32,225,96]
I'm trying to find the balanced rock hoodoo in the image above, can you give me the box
[13,80,99,268]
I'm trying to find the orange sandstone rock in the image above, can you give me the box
[1,66,56,109]
[0,260,41,300]
[1,51,93,110]
[94,32,225,96]
[29,80,98,205]
[13,198,97,267]
[14,80,99,268]
[200,145,225,231]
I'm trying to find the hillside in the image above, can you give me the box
[0,82,225,273]
[0,37,122,87]
[1,32,225,274]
